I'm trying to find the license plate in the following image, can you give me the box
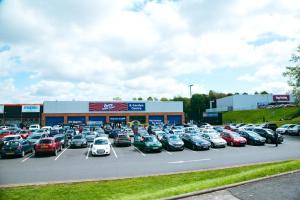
[75,144,81,146]
[153,147,158,149]
[6,152,14,155]
[41,145,48,148]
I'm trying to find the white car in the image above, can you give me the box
[276,124,296,134]
[29,124,40,131]
[41,126,52,132]
[91,137,111,156]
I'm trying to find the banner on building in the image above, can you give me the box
[0,105,4,114]
[22,105,40,112]
[89,102,145,112]
[273,95,290,101]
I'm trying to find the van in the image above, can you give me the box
[29,124,40,131]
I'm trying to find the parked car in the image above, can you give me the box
[276,124,296,135]
[238,130,266,145]
[0,135,23,149]
[1,140,33,158]
[109,129,122,138]
[122,128,134,137]
[160,134,184,151]
[181,133,211,150]
[252,128,284,144]
[54,134,69,148]
[27,133,47,146]
[134,135,162,152]
[65,129,75,140]
[113,133,131,147]
[104,124,113,135]
[286,125,300,136]
[0,130,14,139]
[34,137,62,156]
[70,135,88,148]
[91,137,111,156]
[224,125,238,132]
[213,126,224,133]
[201,133,226,148]
[168,129,184,137]
[84,131,97,143]
[260,123,278,131]
[17,130,31,139]
[29,124,40,131]
[220,130,247,146]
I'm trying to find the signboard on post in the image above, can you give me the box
[273,95,290,102]
[22,105,40,113]
[0,105,4,114]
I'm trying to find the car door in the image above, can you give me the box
[134,135,142,148]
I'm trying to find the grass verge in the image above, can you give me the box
[1,160,300,200]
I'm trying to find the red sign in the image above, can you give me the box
[273,95,290,101]
[89,102,128,111]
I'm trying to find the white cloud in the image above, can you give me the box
[0,0,300,103]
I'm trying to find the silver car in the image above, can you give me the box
[201,133,227,148]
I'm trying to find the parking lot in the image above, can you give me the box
[1,135,300,186]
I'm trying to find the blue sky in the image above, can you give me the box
[0,0,300,103]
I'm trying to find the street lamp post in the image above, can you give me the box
[189,84,193,98]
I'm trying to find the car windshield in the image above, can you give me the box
[210,134,220,139]
[247,131,260,137]
[169,135,180,140]
[266,129,274,135]
[29,135,41,139]
[36,130,44,133]
[231,133,240,138]
[73,135,83,139]
[5,141,20,146]
[4,136,18,141]
[144,137,157,142]
[94,139,108,145]
[39,139,53,144]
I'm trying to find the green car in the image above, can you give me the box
[134,135,162,153]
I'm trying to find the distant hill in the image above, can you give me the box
[222,107,300,126]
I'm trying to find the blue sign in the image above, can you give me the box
[109,116,126,122]
[128,103,145,111]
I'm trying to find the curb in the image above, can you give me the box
[160,169,300,200]
[0,159,299,188]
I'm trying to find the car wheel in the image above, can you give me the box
[60,146,63,151]
[230,141,234,146]
[211,142,214,148]
[1,154,6,159]
[267,138,272,144]
[21,150,25,157]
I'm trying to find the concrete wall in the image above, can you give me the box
[232,95,272,110]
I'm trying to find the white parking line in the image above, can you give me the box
[168,158,211,164]
[86,147,91,159]
[21,153,34,163]
[111,146,118,159]
[211,148,220,151]
[165,150,173,155]
[54,146,69,161]
[134,147,146,157]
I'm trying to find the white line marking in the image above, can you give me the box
[21,153,34,163]
[165,150,173,155]
[134,147,146,157]
[111,146,118,158]
[168,158,211,164]
[54,146,69,161]
[86,146,91,159]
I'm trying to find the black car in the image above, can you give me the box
[181,133,211,150]
[113,133,131,147]
[1,140,33,158]
[109,129,121,138]
[54,134,69,148]
[238,130,266,145]
[252,128,284,144]
[104,125,113,135]
[160,134,184,151]
[260,123,278,131]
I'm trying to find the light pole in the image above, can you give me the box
[189,84,193,98]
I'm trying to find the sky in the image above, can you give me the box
[0,0,300,103]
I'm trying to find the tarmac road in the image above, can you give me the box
[0,136,299,186]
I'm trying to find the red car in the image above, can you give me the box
[224,125,238,132]
[34,137,62,156]
[0,130,14,139]
[17,130,32,139]
[220,130,247,146]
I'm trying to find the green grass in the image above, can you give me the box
[1,160,300,200]
[223,107,300,125]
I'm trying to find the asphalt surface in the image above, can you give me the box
[0,136,300,186]
[183,171,300,200]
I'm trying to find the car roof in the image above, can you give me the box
[94,137,108,141]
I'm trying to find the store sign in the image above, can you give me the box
[0,105,4,114]
[89,102,146,112]
[109,116,126,121]
[273,95,290,101]
[203,112,218,117]
[22,105,40,113]
[128,103,145,111]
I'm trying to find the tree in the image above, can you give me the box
[172,96,191,122]
[132,97,137,101]
[153,97,158,101]
[260,91,268,95]
[190,94,210,122]
[137,97,143,101]
[283,45,300,104]
[242,92,248,95]
[160,97,168,101]
[234,92,240,95]
[147,97,153,101]
[254,91,259,95]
